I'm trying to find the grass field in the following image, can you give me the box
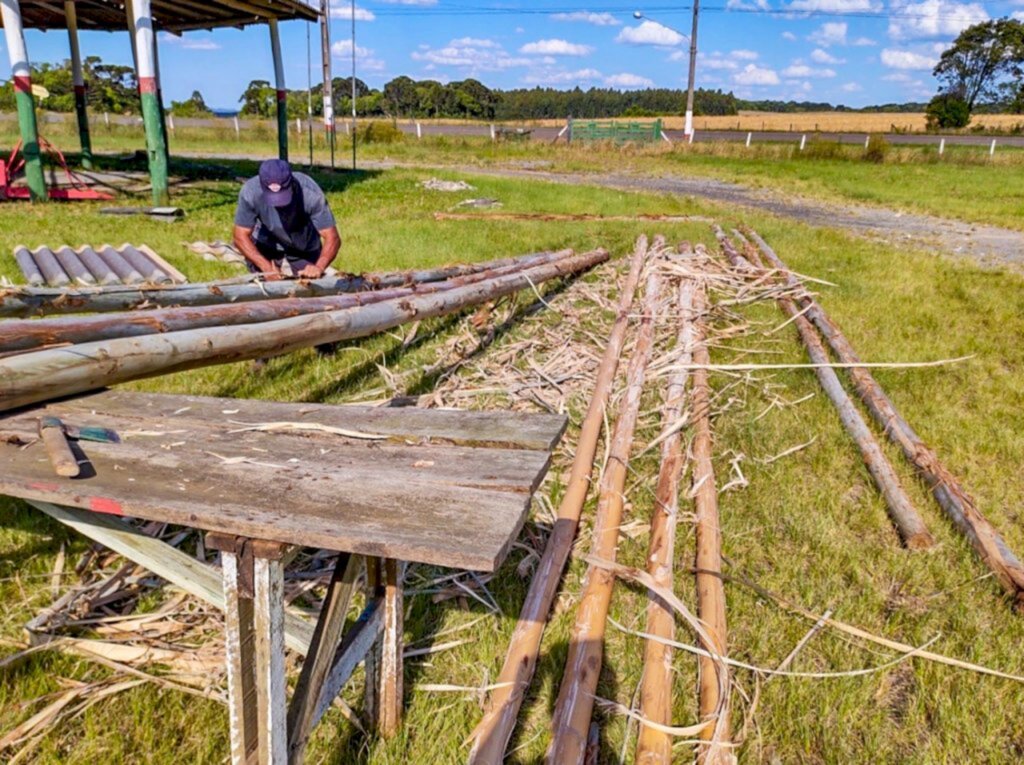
[2,151,1024,763]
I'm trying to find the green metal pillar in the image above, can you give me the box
[128,0,169,206]
[1,0,47,201]
[65,0,93,169]
[269,18,288,161]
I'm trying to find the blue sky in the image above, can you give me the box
[14,0,1024,109]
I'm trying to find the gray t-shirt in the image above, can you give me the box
[234,172,336,256]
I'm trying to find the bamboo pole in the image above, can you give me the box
[467,237,649,765]
[546,268,661,765]
[636,246,697,765]
[725,233,934,549]
[0,250,607,413]
[0,250,568,318]
[0,250,578,354]
[690,282,733,764]
[745,229,1024,609]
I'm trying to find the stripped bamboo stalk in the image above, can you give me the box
[745,228,1024,608]
[690,281,733,764]
[724,233,934,549]
[467,237,649,765]
[0,249,569,318]
[0,250,577,354]
[546,268,661,765]
[0,249,607,413]
[636,245,697,765]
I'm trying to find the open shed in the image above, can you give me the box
[0,0,321,204]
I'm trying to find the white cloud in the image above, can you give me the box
[880,47,937,69]
[331,5,375,21]
[782,31,797,41]
[699,52,740,70]
[782,63,837,77]
[332,40,386,71]
[733,63,780,85]
[1014,11,1024,21]
[811,48,844,64]
[790,0,881,11]
[726,0,771,9]
[519,39,594,57]
[882,72,913,81]
[733,49,759,60]
[376,0,436,4]
[888,0,987,40]
[551,11,621,26]
[604,72,656,88]
[616,20,685,47]
[841,82,863,91]
[808,22,847,46]
[525,68,603,85]
[853,37,878,46]
[160,33,220,51]
[410,38,531,71]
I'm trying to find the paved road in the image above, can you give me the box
[398,122,1024,148]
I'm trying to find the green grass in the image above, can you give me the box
[2,156,1024,763]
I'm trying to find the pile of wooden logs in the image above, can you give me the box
[0,248,608,412]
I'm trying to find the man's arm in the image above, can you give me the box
[297,226,341,279]
[232,225,282,281]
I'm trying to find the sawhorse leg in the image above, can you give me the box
[377,558,404,739]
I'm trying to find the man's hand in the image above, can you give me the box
[261,268,284,282]
[298,263,324,279]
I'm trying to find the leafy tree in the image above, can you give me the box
[170,90,212,118]
[239,79,276,117]
[933,19,1024,110]
[925,93,971,129]
[383,75,418,117]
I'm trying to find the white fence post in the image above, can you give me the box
[168,113,175,132]
[490,123,496,141]
[799,134,806,151]
[745,132,752,148]
[104,112,110,126]
[990,138,997,156]
[939,138,945,155]
[233,116,240,138]
[416,121,422,140]
[864,135,870,149]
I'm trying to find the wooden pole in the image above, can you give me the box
[731,234,934,550]
[0,0,47,201]
[128,0,169,206]
[269,19,288,161]
[745,229,1024,609]
[320,0,335,166]
[0,249,607,413]
[467,237,649,765]
[64,0,93,170]
[636,245,697,765]
[0,249,570,318]
[0,249,578,353]
[546,268,661,765]
[691,283,732,764]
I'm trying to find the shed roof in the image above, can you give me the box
[15,0,318,34]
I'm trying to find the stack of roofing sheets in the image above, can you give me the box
[13,244,187,287]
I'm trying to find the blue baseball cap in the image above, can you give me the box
[259,159,294,206]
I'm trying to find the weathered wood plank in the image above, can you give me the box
[222,551,259,764]
[311,600,385,726]
[378,559,404,738]
[253,556,287,764]
[53,390,567,451]
[27,501,317,654]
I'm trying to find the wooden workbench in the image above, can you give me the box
[0,390,566,764]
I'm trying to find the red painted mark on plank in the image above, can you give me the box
[138,77,158,94]
[13,76,32,94]
[28,481,60,493]
[89,497,124,516]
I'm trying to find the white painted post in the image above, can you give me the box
[168,113,174,131]
[799,134,807,151]
[687,130,694,145]
[490,123,496,141]
[344,120,350,136]
[864,135,870,149]
[939,138,945,155]
[416,121,422,140]
[990,138,997,156]
[104,112,110,126]
[660,130,672,144]
[233,116,240,138]
[253,556,287,764]
[745,131,752,148]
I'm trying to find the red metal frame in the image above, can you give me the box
[0,137,113,201]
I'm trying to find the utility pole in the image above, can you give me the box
[684,0,700,137]
[351,0,357,171]
[320,0,335,168]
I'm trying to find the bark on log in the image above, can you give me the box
[0,250,608,413]
[0,250,577,354]
[0,250,567,318]
[467,237,649,765]
[731,235,934,549]
[636,246,697,765]
[546,269,661,765]
[691,284,733,764]
[746,228,1024,609]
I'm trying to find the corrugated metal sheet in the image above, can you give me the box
[12,244,188,287]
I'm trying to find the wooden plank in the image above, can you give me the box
[378,558,404,738]
[54,390,568,451]
[287,553,361,762]
[27,501,316,654]
[138,243,189,284]
[253,555,287,764]
[222,551,259,764]
[311,599,385,725]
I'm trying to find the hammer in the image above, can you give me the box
[37,416,120,478]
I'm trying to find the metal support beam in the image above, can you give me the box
[128,0,170,206]
[1,0,47,201]
[64,0,93,169]
[269,18,288,161]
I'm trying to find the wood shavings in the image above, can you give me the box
[225,420,386,440]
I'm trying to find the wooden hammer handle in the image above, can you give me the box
[39,423,80,477]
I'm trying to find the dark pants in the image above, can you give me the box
[246,239,321,276]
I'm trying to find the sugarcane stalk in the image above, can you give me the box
[467,237,649,765]
[745,228,1024,609]
[636,246,697,765]
[0,250,577,354]
[0,250,607,413]
[690,283,733,764]
[546,268,661,765]
[0,250,567,318]
[727,234,934,549]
